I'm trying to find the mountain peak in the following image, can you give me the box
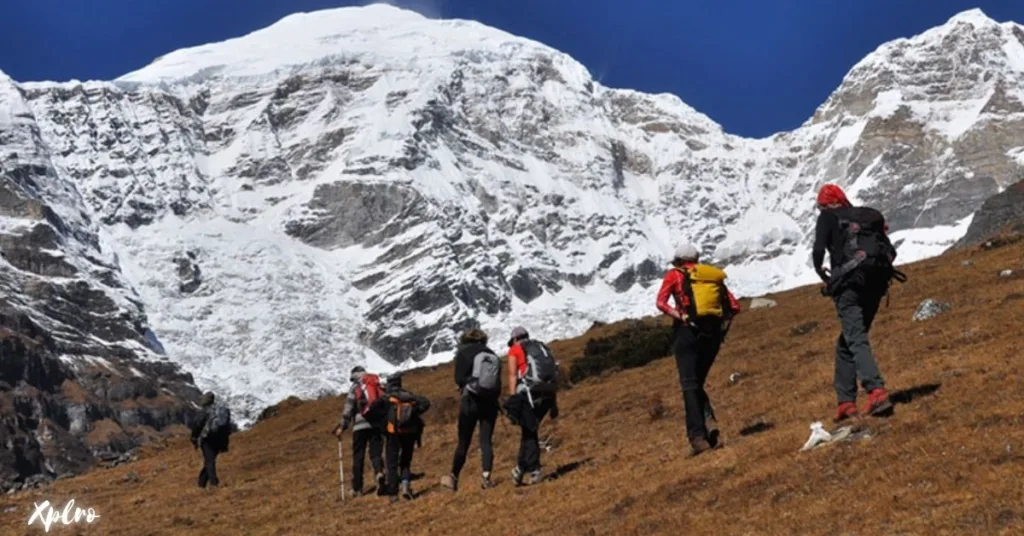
[945,8,996,27]
[115,3,538,84]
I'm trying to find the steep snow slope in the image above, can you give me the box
[7,5,1024,422]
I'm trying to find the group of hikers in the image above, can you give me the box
[192,183,905,500]
[332,326,559,502]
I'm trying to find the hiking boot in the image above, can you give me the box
[481,472,494,489]
[865,388,894,417]
[440,474,458,492]
[375,471,386,494]
[351,489,363,498]
[511,466,524,487]
[834,401,859,423]
[706,415,721,448]
[400,480,414,500]
[389,495,400,504]
[528,470,543,485]
[689,437,713,457]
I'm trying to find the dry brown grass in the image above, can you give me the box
[3,241,1023,535]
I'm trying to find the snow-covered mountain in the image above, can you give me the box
[4,5,1024,422]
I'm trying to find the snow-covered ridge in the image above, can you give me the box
[5,4,1024,424]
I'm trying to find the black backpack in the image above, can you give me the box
[824,206,907,295]
[520,340,559,394]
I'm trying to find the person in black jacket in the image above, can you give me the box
[189,391,231,489]
[372,372,430,503]
[440,329,500,492]
[813,184,896,423]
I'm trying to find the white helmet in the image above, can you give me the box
[673,243,700,262]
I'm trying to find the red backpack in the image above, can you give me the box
[355,374,383,416]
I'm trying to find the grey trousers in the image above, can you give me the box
[833,286,886,403]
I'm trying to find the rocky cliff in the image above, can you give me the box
[0,74,203,489]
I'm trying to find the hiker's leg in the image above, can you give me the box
[351,429,368,493]
[531,398,553,471]
[517,412,541,473]
[672,323,706,440]
[478,398,498,474]
[695,324,722,420]
[451,394,478,478]
[197,464,208,488]
[836,288,883,397]
[368,430,384,476]
[201,441,219,487]
[855,288,886,392]
[399,435,416,482]
[833,290,860,403]
[385,434,400,496]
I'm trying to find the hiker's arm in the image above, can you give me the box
[340,388,356,430]
[506,347,522,396]
[453,349,470,390]
[656,271,683,320]
[723,284,741,317]
[190,412,208,443]
[811,212,831,282]
[416,396,431,413]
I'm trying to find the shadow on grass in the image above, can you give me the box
[544,457,595,482]
[891,383,941,405]
[739,421,775,437]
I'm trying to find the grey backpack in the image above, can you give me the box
[467,351,501,397]
[202,403,231,438]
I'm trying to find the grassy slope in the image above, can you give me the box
[3,239,1023,536]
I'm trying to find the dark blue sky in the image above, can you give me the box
[2,0,1022,137]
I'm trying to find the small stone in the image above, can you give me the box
[960,260,973,266]
[999,269,1013,278]
[913,299,952,322]
[749,297,777,310]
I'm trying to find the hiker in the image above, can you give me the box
[368,372,430,503]
[502,326,560,486]
[190,391,232,488]
[333,366,385,497]
[813,183,901,422]
[441,329,501,492]
[655,243,741,456]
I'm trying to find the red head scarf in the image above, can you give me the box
[816,184,852,208]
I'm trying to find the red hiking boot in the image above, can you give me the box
[864,388,894,416]
[833,401,859,423]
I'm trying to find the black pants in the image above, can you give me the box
[833,285,886,403]
[198,441,219,488]
[515,394,553,473]
[672,319,722,442]
[351,428,384,492]
[385,433,417,496]
[451,393,498,478]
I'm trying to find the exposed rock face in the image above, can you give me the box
[3,6,1024,422]
[0,74,202,488]
[955,180,1024,247]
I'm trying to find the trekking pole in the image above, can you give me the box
[338,440,346,501]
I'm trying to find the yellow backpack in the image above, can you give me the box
[675,264,728,318]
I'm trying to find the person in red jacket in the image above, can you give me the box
[656,243,741,456]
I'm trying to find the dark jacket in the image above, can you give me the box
[453,341,497,391]
[813,205,896,291]
[190,406,230,453]
[365,387,431,435]
[812,209,846,282]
